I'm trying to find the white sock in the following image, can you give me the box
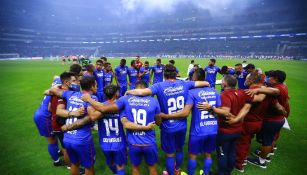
[259,157,266,164]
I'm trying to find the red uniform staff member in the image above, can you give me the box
[245,70,290,168]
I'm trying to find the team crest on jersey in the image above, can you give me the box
[164,86,184,96]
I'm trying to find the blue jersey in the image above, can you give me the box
[116,95,161,145]
[115,65,128,86]
[228,68,235,75]
[128,67,138,86]
[98,101,126,151]
[37,95,52,116]
[51,77,62,87]
[140,67,151,85]
[94,69,104,92]
[204,66,220,86]
[150,80,195,133]
[103,71,113,87]
[62,90,97,144]
[235,71,248,89]
[152,65,164,84]
[186,87,221,136]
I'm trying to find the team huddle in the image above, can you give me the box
[34,57,290,175]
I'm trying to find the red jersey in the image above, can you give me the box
[135,60,143,70]
[50,86,66,131]
[219,89,253,134]
[244,86,277,122]
[264,83,290,122]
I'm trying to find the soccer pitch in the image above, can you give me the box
[0,58,306,175]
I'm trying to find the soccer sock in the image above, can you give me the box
[48,143,60,162]
[166,156,175,175]
[203,158,213,175]
[117,168,125,175]
[187,159,197,175]
[109,165,117,174]
[175,151,184,170]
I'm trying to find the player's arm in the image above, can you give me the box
[273,102,287,116]
[87,106,103,121]
[246,87,280,97]
[196,102,231,117]
[125,88,152,96]
[45,87,64,97]
[159,104,193,119]
[56,104,85,118]
[252,94,266,103]
[225,103,252,125]
[81,93,119,113]
[61,116,91,131]
[194,81,210,88]
[120,117,156,131]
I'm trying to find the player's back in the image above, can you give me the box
[121,95,160,145]
[150,79,195,133]
[188,87,221,136]
[98,101,126,151]
[62,90,96,144]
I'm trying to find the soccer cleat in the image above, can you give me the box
[174,168,181,175]
[162,170,169,175]
[243,159,247,166]
[247,157,267,169]
[234,166,244,173]
[79,167,85,175]
[58,150,63,157]
[199,170,214,175]
[53,159,66,167]
[253,150,271,162]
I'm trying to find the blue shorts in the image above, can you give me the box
[103,148,127,166]
[129,144,158,166]
[119,85,127,97]
[188,134,216,154]
[161,129,186,154]
[259,119,285,146]
[96,91,105,102]
[33,110,53,137]
[64,141,96,168]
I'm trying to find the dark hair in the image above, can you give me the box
[221,66,228,74]
[120,59,126,64]
[169,59,175,65]
[86,64,95,72]
[164,64,177,79]
[80,76,96,91]
[104,85,119,99]
[193,69,206,81]
[69,64,82,75]
[223,75,237,88]
[191,60,194,64]
[144,61,149,64]
[60,71,76,83]
[245,64,255,70]
[209,59,216,63]
[96,59,103,64]
[248,72,262,84]
[105,62,111,66]
[135,80,148,88]
[268,70,286,83]
[131,60,135,66]
[235,63,242,67]
[100,57,107,61]
[156,59,161,63]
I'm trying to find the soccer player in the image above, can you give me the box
[83,64,95,77]
[169,59,180,77]
[48,76,100,175]
[114,59,128,96]
[220,66,235,76]
[128,60,138,90]
[62,85,127,175]
[80,81,160,175]
[151,59,164,84]
[159,69,223,175]
[234,63,248,89]
[204,59,221,88]
[125,64,210,175]
[245,70,289,168]
[186,60,195,76]
[103,62,114,87]
[94,60,105,102]
[139,61,152,86]
[135,56,143,72]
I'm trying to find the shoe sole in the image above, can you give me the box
[252,153,271,163]
[235,168,244,173]
[247,160,267,169]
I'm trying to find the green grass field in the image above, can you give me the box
[0,58,307,175]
